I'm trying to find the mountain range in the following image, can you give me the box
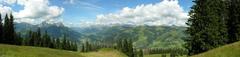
[15,22,187,49]
[15,22,82,41]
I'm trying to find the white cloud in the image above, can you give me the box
[0,5,13,15]
[95,0,189,26]
[0,0,64,24]
[15,18,36,24]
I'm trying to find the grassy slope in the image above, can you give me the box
[192,41,240,57]
[81,48,127,57]
[0,44,83,57]
[0,44,127,57]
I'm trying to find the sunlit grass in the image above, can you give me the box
[0,44,82,57]
[192,41,240,57]
[80,48,127,57]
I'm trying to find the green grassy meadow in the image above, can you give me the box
[1,41,240,57]
[0,44,127,57]
[0,44,82,57]
[192,41,240,57]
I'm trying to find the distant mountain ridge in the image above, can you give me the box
[15,22,187,49]
[72,25,187,49]
[15,22,81,41]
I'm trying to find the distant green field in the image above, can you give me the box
[81,48,127,57]
[192,41,240,57]
[0,44,127,57]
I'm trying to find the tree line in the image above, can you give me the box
[0,13,20,45]
[185,0,240,55]
[116,39,143,57]
[144,48,188,57]
[23,28,78,51]
[80,39,144,57]
[0,13,77,51]
[80,41,115,52]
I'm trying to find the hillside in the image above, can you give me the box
[192,41,240,57]
[0,44,82,57]
[77,25,187,49]
[0,44,127,57]
[15,22,187,49]
[15,22,82,41]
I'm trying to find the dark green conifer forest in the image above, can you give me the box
[185,0,240,55]
[0,13,78,51]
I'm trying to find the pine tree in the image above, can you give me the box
[28,30,38,46]
[73,42,78,51]
[41,31,47,47]
[15,33,23,45]
[117,39,135,57]
[36,28,42,46]
[55,38,61,49]
[3,14,10,44]
[138,49,143,57]
[9,13,17,45]
[207,0,228,46]
[81,43,85,52]
[66,40,71,50]
[128,39,134,57]
[185,0,228,55]
[85,41,90,52]
[227,0,240,43]
[49,38,55,48]
[62,35,68,50]
[0,13,3,43]
[22,35,29,46]
[27,30,33,46]
[46,34,51,48]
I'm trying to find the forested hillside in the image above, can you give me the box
[78,25,187,49]
[15,22,82,41]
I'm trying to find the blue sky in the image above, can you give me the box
[54,0,193,23]
[0,0,193,27]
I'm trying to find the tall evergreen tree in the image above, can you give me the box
[0,14,3,43]
[9,13,16,44]
[73,42,78,51]
[227,0,240,43]
[2,13,17,44]
[85,41,91,52]
[81,43,86,52]
[9,13,18,45]
[28,30,38,46]
[27,30,33,46]
[138,49,143,57]
[42,31,49,47]
[49,38,55,48]
[36,28,42,46]
[185,0,228,55]
[62,35,68,50]
[45,33,51,47]
[15,33,23,45]
[3,14,10,44]
[117,39,135,57]
[55,38,61,49]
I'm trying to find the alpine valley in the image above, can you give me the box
[15,22,187,49]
